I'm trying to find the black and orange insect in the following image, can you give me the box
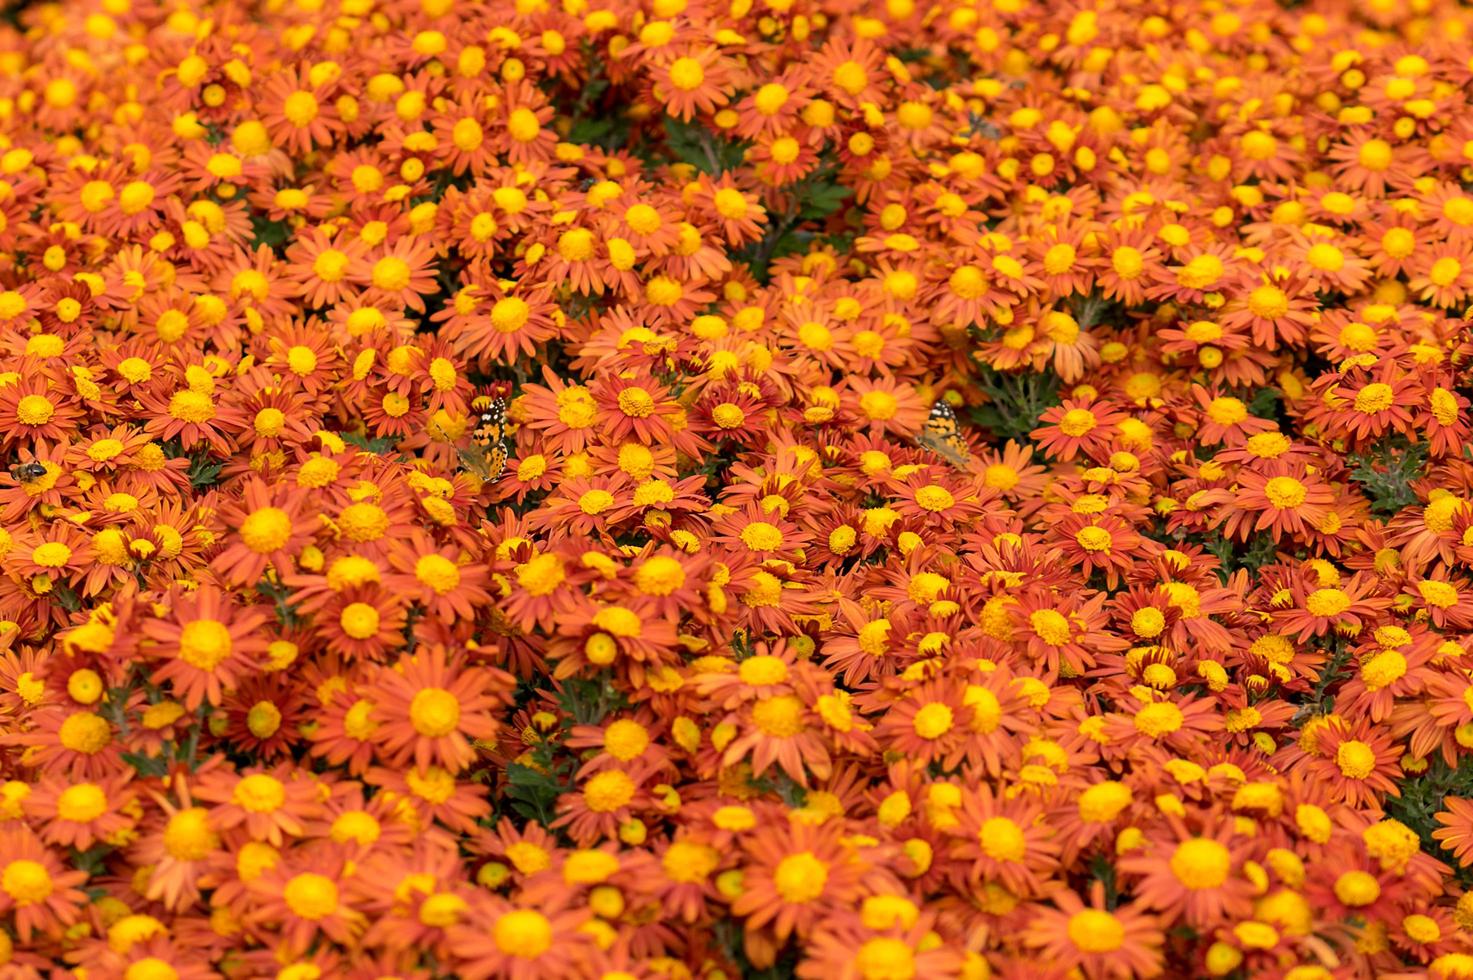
[459,395,511,482]
[914,400,971,469]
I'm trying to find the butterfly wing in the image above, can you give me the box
[914,401,972,469]
[461,396,510,482]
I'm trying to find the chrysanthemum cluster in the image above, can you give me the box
[3,0,1473,976]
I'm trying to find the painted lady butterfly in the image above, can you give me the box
[459,394,511,482]
[914,400,971,469]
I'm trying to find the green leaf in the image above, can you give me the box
[341,430,400,455]
[52,584,82,614]
[970,365,1063,443]
[1201,530,1279,582]
[187,452,224,489]
[250,214,293,251]
[566,115,627,151]
[1384,755,1473,886]
[797,176,851,221]
[556,674,629,726]
[122,752,170,778]
[504,759,573,828]
[662,117,747,174]
[1348,437,1428,515]
[1247,386,1282,419]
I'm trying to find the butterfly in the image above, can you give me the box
[914,400,972,469]
[458,395,511,482]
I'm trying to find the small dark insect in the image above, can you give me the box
[914,400,972,469]
[458,395,511,482]
[10,461,47,482]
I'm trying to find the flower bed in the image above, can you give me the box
[0,0,1471,977]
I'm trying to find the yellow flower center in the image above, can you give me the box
[490,297,529,333]
[286,346,317,375]
[283,873,338,920]
[1177,253,1224,288]
[1068,909,1125,953]
[16,395,54,425]
[1419,579,1459,608]
[163,807,218,860]
[603,719,650,761]
[1305,588,1350,618]
[914,485,955,512]
[668,57,705,91]
[855,938,915,980]
[635,556,685,595]
[233,774,286,813]
[312,249,349,282]
[1333,870,1380,907]
[1206,397,1247,426]
[515,554,564,595]
[31,542,72,568]
[1029,609,1071,646]
[617,387,655,418]
[1431,388,1460,426]
[451,118,483,151]
[282,91,319,127]
[578,489,614,515]
[1264,476,1307,509]
[330,811,381,846]
[1058,408,1097,437]
[983,463,1020,491]
[1131,607,1165,638]
[1135,701,1184,737]
[59,711,111,753]
[1431,257,1463,287]
[1170,838,1230,889]
[414,554,460,594]
[340,603,380,639]
[338,503,389,542]
[752,695,805,736]
[1,860,52,905]
[858,390,898,420]
[493,909,552,958]
[738,655,788,686]
[240,507,292,553]
[1078,781,1132,822]
[333,695,376,738]
[713,188,748,220]
[584,770,635,812]
[979,816,1027,861]
[1404,914,1441,943]
[168,390,215,423]
[371,256,411,292]
[773,852,828,903]
[663,841,719,883]
[912,702,954,739]
[244,701,281,738]
[507,108,541,143]
[56,783,108,822]
[1354,382,1394,414]
[557,228,594,262]
[949,265,987,299]
[253,408,285,438]
[409,688,460,737]
[1361,649,1407,690]
[1336,739,1376,779]
[178,619,232,670]
[1247,284,1289,319]
[739,521,784,551]
[1358,138,1392,170]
